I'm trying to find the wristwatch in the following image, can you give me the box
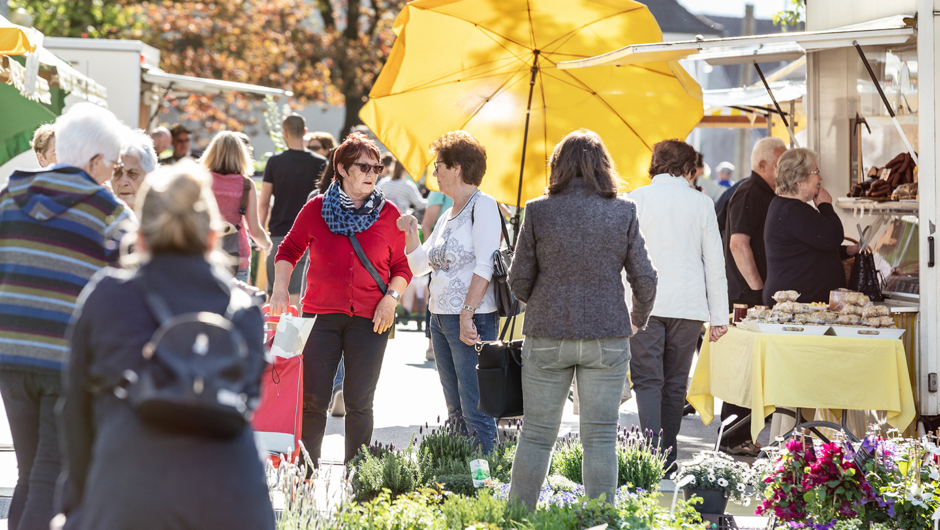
[461,304,476,313]
[386,289,401,302]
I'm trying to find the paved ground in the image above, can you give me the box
[0,322,771,528]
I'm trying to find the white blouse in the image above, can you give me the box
[406,191,500,314]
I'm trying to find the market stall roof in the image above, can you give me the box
[142,68,291,98]
[703,80,806,109]
[557,14,915,69]
[0,16,107,105]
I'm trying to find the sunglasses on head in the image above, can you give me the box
[353,162,385,174]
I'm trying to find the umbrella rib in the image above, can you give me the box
[541,5,647,53]
[458,70,530,130]
[541,58,652,151]
[398,58,522,93]
[409,5,532,51]
[526,0,537,50]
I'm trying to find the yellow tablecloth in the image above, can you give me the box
[687,326,916,442]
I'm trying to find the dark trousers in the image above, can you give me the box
[300,313,389,464]
[0,369,61,530]
[720,293,766,448]
[629,316,703,470]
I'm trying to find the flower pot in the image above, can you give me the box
[683,487,729,514]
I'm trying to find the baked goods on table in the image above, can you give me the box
[741,290,895,329]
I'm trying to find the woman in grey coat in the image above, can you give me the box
[507,129,658,510]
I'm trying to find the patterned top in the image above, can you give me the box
[406,191,500,314]
[0,165,131,371]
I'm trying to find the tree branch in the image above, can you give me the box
[317,0,336,30]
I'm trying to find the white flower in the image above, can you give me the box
[717,478,729,488]
[689,476,696,485]
[736,483,746,492]
[708,474,716,483]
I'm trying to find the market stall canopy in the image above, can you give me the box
[557,14,915,69]
[0,16,107,105]
[0,25,34,56]
[142,68,292,98]
[703,80,805,109]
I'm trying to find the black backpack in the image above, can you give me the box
[111,275,258,438]
[220,177,252,275]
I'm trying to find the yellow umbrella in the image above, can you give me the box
[360,0,704,209]
[0,25,36,56]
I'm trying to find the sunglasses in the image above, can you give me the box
[352,162,385,174]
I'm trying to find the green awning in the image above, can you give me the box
[0,81,65,166]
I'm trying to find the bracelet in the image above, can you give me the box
[461,304,476,313]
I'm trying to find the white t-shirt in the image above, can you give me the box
[406,191,500,314]
[377,177,426,213]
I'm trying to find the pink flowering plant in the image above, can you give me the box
[674,450,754,505]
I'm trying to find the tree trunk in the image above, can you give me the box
[342,92,366,138]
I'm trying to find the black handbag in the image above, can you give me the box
[492,211,524,317]
[475,309,524,418]
[849,249,883,302]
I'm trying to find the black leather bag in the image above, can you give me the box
[475,310,524,418]
[849,249,883,302]
[113,275,255,438]
[492,211,524,317]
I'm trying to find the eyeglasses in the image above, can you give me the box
[433,162,447,172]
[113,165,143,180]
[809,169,820,175]
[308,144,324,152]
[353,162,384,174]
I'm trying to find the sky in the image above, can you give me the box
[676,0,793,19]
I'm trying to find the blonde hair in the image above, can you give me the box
[548,129,619,198]
[775,148,819,196]
[200,131,254,176]
[135,160,223,256]
[31,124,55,155]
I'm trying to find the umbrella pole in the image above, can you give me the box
[511,50,540,248]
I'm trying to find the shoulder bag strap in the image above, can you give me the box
[497,301,520,342]
[348,233,388,294]
[235,177,251,229]
[497,208,512,250]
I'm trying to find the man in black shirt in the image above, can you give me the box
[259,114,327,305]
[718,136,787,456]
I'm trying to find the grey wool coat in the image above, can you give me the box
[508,179,658,339]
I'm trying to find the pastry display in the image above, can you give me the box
[742,289,896,330]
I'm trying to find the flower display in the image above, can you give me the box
[674,450,754,504]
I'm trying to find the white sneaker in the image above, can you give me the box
[330,390,345,417]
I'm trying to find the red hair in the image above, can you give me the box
[333,132,381,184]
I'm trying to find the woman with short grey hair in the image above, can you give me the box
[112,129,159,209]
[763,148,857,305]
[507,129,658,510]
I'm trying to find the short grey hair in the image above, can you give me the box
[122,129,159,174]
[55,103,127,168]
[750,136,787,171]
[775,148,818,196]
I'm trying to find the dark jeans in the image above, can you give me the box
[300,313,389,464]
[0,368,61,530]
[629,317,703,470]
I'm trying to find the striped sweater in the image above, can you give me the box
[0,165,131,372]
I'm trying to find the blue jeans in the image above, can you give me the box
[333,358,344,392]
[429,312,498,454]
[509,336,631,510]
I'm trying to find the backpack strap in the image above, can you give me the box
[348,233,388,294]
[234,177,251,230]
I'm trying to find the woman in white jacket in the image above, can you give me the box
[628,140,728,472]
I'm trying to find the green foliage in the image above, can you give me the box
[341,489,447,530]
[484,434,517,483]
[617,425,669,492]
[9,0,138,38]
[524,496,621,530]
[419,420,478,476]
[439,489,528,530]
[773,0,805,28]
[548,434,583,484]
[617,491,703,530]
[546,474,578,493]
[349,442,427,502]
[433,474,477,497]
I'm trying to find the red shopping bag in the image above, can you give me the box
[252,311,312,463]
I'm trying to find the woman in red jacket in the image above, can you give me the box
[269,132,412,465]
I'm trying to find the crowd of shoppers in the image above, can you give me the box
[1,94,820,526]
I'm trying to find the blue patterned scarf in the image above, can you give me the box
[321,181,386,235]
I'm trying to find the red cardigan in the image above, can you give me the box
[275,196,413,318]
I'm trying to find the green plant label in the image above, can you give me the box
[469,459,491,487]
